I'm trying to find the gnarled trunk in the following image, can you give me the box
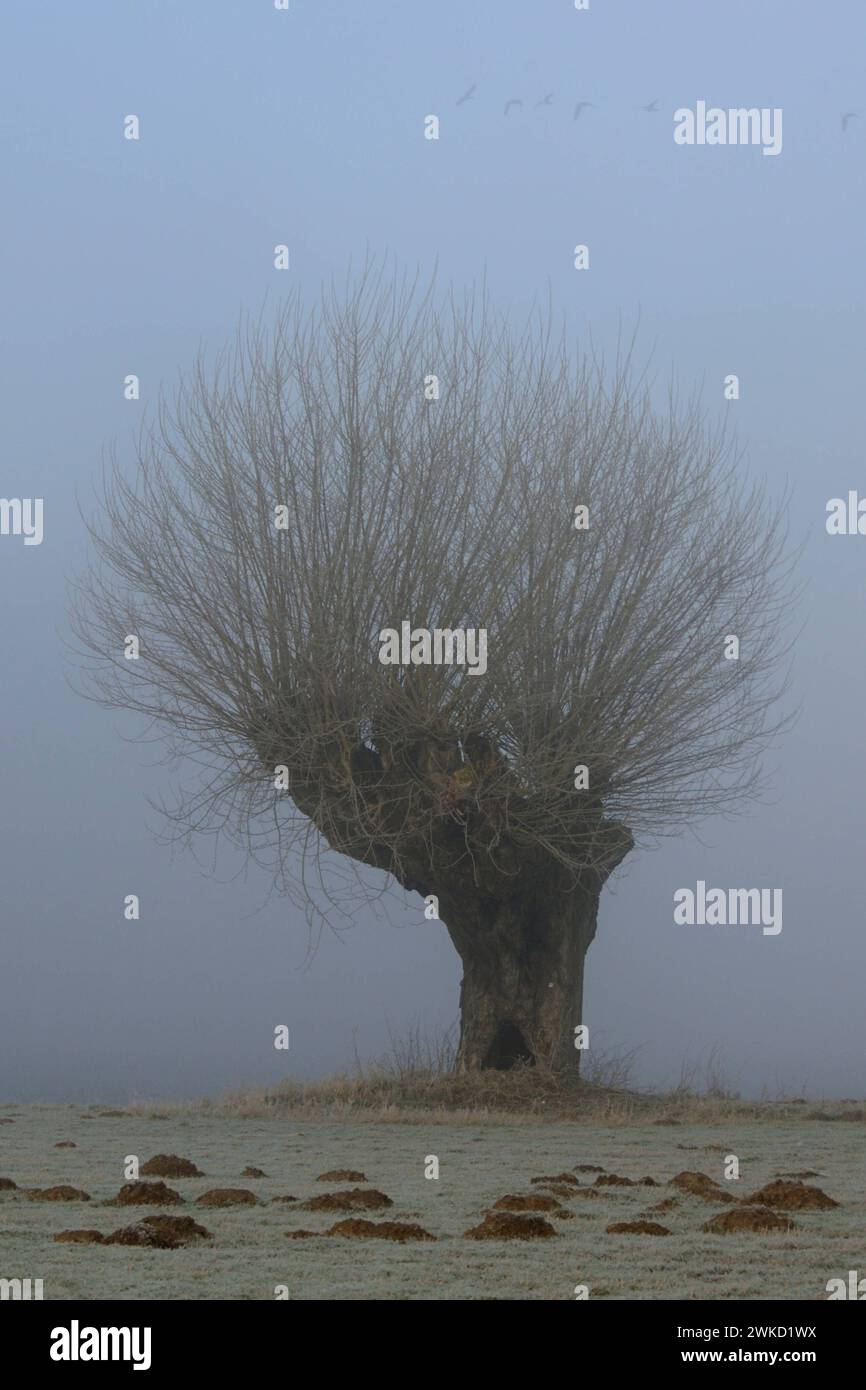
[437,885,600,1073]
[255,705,633,1074]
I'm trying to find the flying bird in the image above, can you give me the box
[504,98,523,116]
[573,101,596,121]
[535,93,554,107]
[456,84,477,106]
[639,99,660,112]
[842,111,858,131]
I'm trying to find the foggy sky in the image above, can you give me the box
[1,0,864,1101]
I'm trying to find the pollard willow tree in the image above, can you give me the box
[73,269,797,1073]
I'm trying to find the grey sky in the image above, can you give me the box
[1,0,864,1101]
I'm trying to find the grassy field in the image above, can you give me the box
[1,1087,863,1300]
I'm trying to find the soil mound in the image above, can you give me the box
[606,1220,671,1235]
[746,1179,837,1211]
[196,1188,258,1207]
[141,1214,211,1241]
[106,1215,212,1248]
[316,1169,367,1183]
[703,1205,797,1234]
[110,1181,182,1207]
[531,1172,580,1187]
[594,1174,636,1187]
[55,1142,77,1149]
[107,1223,178,1248]
[535,1183,580,1199]
[669,1171,734,1203]
[242,1167,267,1178]
[492,1193,562,1213]
[463,1211,556,1240]
[301,1188,392,1213]
[327,1218,435,1242]
[27,1185,91,1202]
[140,1154,203,1178]
[0,1178,18,1191]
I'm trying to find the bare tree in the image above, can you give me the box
[72,266,798,1073]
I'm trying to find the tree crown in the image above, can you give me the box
[72,267,799,917]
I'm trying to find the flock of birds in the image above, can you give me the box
[456,83,651,120]
[456,85,859,131]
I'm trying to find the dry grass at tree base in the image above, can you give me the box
[117,1048,866,1126]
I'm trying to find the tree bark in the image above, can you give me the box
[437,884,600,1073]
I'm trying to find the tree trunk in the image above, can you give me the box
[438,885,600,1073]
